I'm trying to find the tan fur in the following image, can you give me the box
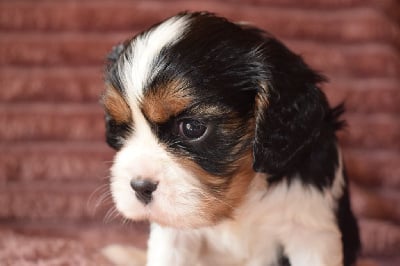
[180,150,256,224]
[102,85,132,123]
[142,80,192,124]
[254,82,269,126]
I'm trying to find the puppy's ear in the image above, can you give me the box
[252,37,330,180]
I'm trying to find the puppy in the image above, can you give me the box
[102,12,360,266]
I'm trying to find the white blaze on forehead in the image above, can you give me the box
[118,15,190,105]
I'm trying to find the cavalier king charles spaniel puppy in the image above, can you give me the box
[102,12,360,266]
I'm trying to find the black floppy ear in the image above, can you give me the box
[252,36,331,180]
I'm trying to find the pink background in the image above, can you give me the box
[0,0,399,265]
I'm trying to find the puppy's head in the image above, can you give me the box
[102,12,335,228]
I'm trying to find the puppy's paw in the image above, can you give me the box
[102,244,147,266]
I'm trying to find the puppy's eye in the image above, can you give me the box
[178,119,207,140]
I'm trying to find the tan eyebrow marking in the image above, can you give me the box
[142,79,192,124]
[102,85,132,123]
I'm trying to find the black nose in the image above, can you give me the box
[130,178,158,205]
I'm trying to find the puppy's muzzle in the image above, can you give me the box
[130,178,159,205]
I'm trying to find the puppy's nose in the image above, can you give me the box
[130,178,158,205]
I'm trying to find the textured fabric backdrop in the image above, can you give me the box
[0,0,399,265]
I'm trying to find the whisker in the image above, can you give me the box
[87,183,113,216]
[122,216,134,227]
[100,173,113,181]
[101,160,115,166]
[103,206,121,224]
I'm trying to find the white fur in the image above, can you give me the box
[117,15,189,105]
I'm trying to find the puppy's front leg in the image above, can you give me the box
[147,223,202,266]
[283,226,343,266]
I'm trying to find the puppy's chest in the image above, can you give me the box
[193,179,288,265]
[196,218,281,266]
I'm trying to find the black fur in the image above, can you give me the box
[252,34,340,188]
[277,255,291,266]
[276,247,291,266]
[105,42,127,95]
[337,168,361,266]
[104,113,132,150]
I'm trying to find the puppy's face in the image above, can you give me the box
[103,12,329,228]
